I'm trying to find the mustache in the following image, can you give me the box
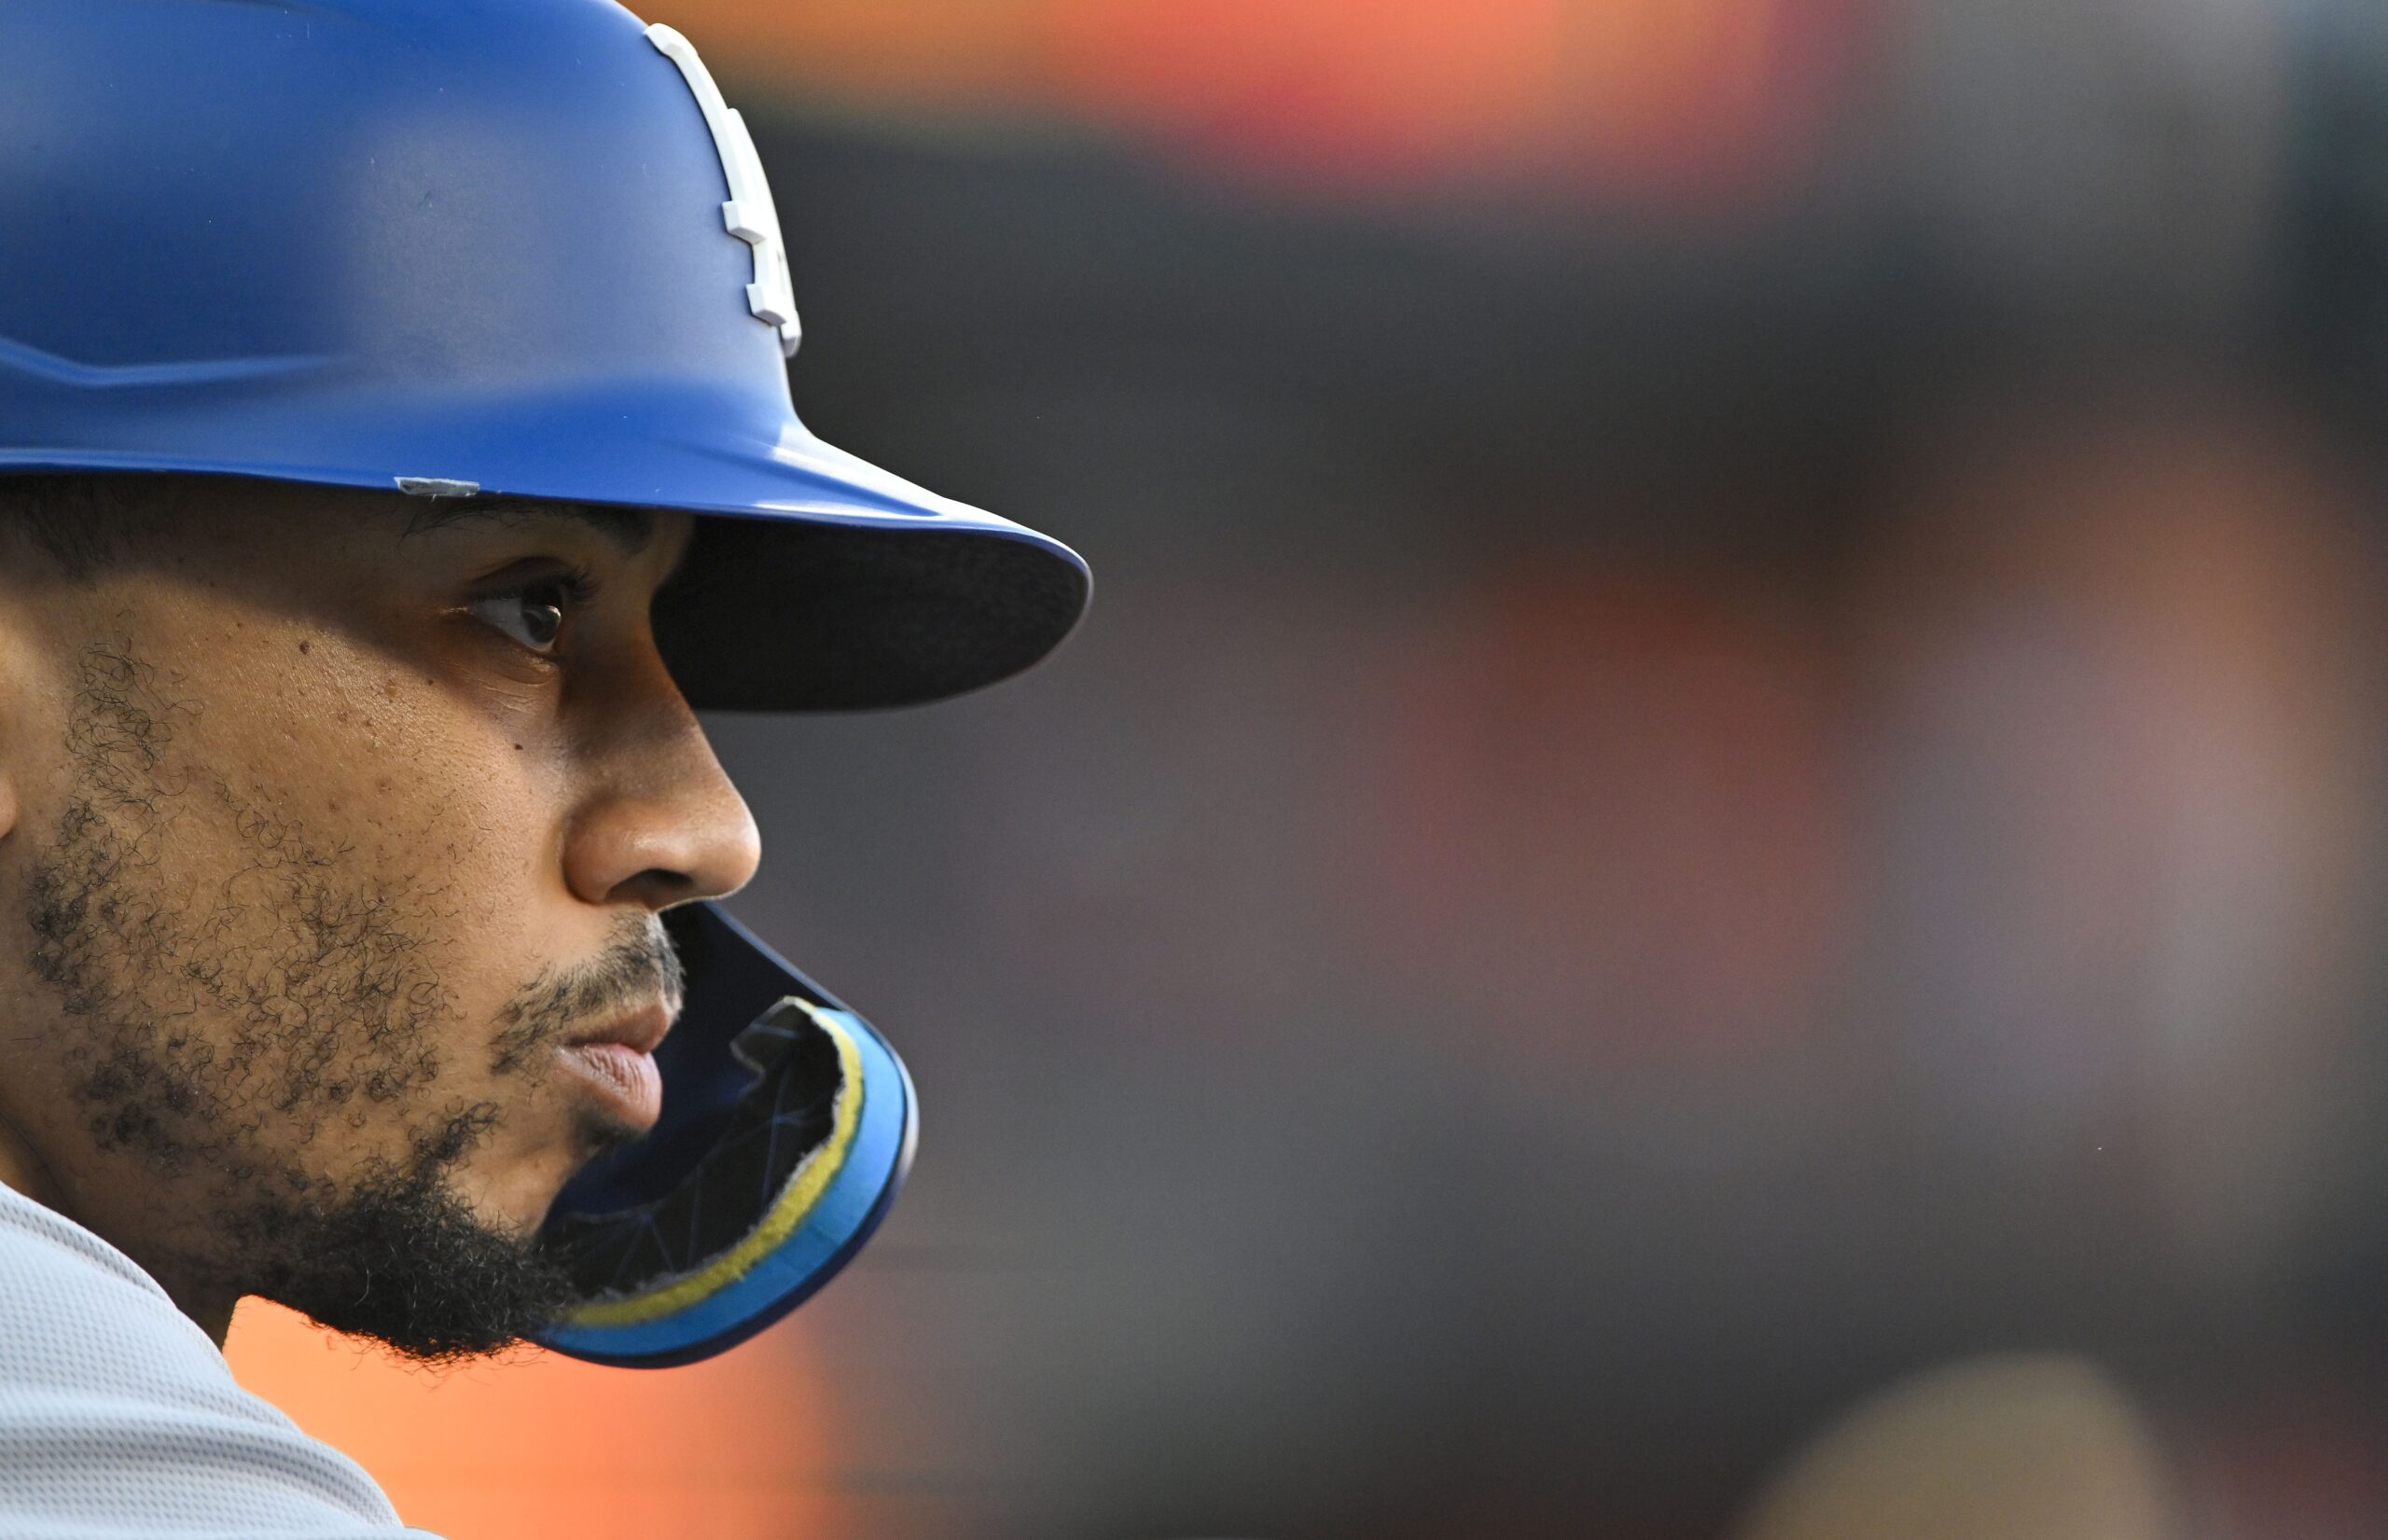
[488,915,685,1075]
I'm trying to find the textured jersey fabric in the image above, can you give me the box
[0,1182,432,1537]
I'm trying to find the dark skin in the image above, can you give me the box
[0,479,759,1344]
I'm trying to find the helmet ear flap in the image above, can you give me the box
[530,902,917,1367]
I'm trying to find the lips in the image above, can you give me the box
[557,1041,665,1127]
[562,1001,676,1056]
[554,1000,677,1129]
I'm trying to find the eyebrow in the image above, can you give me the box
[403,500,657,557]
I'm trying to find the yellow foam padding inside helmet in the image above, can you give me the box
[558,1009,866,1329]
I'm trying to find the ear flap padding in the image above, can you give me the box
[540,1000,860,1324]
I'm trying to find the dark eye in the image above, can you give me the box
[467,577,574,656]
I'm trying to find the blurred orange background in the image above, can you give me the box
[668,0,1860,195]
[229,1301,852,1538]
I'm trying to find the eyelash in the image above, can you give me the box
[535,565,599,612]
[470,564,599,658]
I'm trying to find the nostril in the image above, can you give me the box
[622,868,699,907]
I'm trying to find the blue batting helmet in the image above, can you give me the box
[0,0,1087,1365]
[0,0,1089,711]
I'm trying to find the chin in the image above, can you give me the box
[459,1158,590,1238]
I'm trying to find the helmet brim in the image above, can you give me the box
[0,371,1090,712]
[659,510,1089,712]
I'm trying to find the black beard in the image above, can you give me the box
[222,1111,578,1364]
[18,640,668,1363]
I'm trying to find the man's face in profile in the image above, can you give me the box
[0,479,760,1360]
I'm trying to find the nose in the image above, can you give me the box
[561,682,762,913]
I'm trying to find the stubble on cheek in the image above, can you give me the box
[0,614,598,1358]
[22,639,484,1192]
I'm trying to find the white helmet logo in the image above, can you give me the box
[647,23,801,357]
